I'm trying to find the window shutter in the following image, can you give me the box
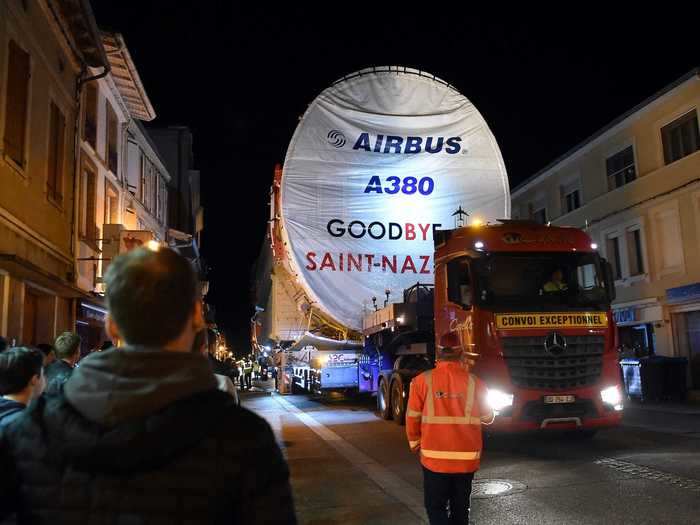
[3,40,30,166]
[47,103,65,203]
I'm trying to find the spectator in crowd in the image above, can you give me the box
[43,332,81,395]
[225,357,241,385]
[0,347,45,428]
[195,328,239,405]
[243,358,253,390]
[0,247,295,524]
[36,344,55,367]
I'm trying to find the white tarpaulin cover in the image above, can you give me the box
[288,332,363,353]
[281,66,509,330]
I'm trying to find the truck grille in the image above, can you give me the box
[501,334,605,390]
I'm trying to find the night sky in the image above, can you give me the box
[91,4,697,351]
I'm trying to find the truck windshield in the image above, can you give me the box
[473,251,609,310]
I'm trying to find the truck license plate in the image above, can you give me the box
[543,395,575,404]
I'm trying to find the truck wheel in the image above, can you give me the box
[391,377,406,426]
[378,379,392,420]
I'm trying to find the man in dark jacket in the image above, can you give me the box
[0,347,45,428]
[0,247,296,524]
[43,331,81,394]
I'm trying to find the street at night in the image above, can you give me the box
[243,386,700,524]
[2,2,700,524]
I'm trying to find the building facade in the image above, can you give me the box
[148,125,208,312]
[148,126,203,245]
[0,0,106,346]
[74,31,170,352]
[511,69,700,393]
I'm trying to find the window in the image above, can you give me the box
[606,235,622,280]
[662,111,700,164]
[533,207,547,225]
[83,84,97,149]
[80,164,99,249]
[447,257,472,308]
[577,263,598,290]
[159,178,167,224]
[47,102,65,204]
[106,104,118,174]
[155,173,160,219]
[626,228,645,276]
[104,182,119,225]
[147,164,154,212]
[606,146,636,190]
[139,154,146,202]
[3,40,30,167]
[561,179,581,214]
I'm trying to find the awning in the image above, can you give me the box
[101,32,155,121]
[287,331,362,352]
[0,254,89,298]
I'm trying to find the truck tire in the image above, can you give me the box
[391,376,407,426]
[378,379,392,420]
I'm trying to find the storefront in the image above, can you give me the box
[76,299,108,357]
[613,299,663,357]
[667,283,700,391]
[0,254,80,347]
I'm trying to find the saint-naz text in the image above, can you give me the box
[304,220,441,274]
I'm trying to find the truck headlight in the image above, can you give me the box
[600,386,623,410]
[487,389,514,412]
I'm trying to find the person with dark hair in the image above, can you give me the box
[0,247,295,524]
[0,347,45,428]
[36,344,55,367]
[44,332,81,395]
[0,336,7,353]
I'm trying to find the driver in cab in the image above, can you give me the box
[543,269,568,293]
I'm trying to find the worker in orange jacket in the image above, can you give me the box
[406,344,494,525]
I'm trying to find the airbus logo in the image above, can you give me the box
[544,332,567,356]
[327,130,346,148]
[352,132,462,154]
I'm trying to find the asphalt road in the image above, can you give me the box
[243,388,700,525]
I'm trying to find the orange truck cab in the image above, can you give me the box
[432,220,623,433]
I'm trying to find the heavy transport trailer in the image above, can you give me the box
[250,67,622,433]
[360,221,625,435]
[360,283,436,421]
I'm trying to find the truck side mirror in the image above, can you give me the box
[602,259,616,302]
[459,284,473,308]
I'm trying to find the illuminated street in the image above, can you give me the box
[3,5,700,524]
[244,385,700,524]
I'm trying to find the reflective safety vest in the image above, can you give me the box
[406,361,493,474]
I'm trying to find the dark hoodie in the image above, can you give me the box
[0,398,24,428]
[0,347,296,524]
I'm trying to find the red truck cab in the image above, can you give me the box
[434,221,623,433]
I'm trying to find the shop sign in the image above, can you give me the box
[666,282,700,303]
[613,308,636,324]
[80,303,106,323]
[119,230,154,254]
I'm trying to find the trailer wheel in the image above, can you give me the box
[391,377,406,426]
[378,379,392,420]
